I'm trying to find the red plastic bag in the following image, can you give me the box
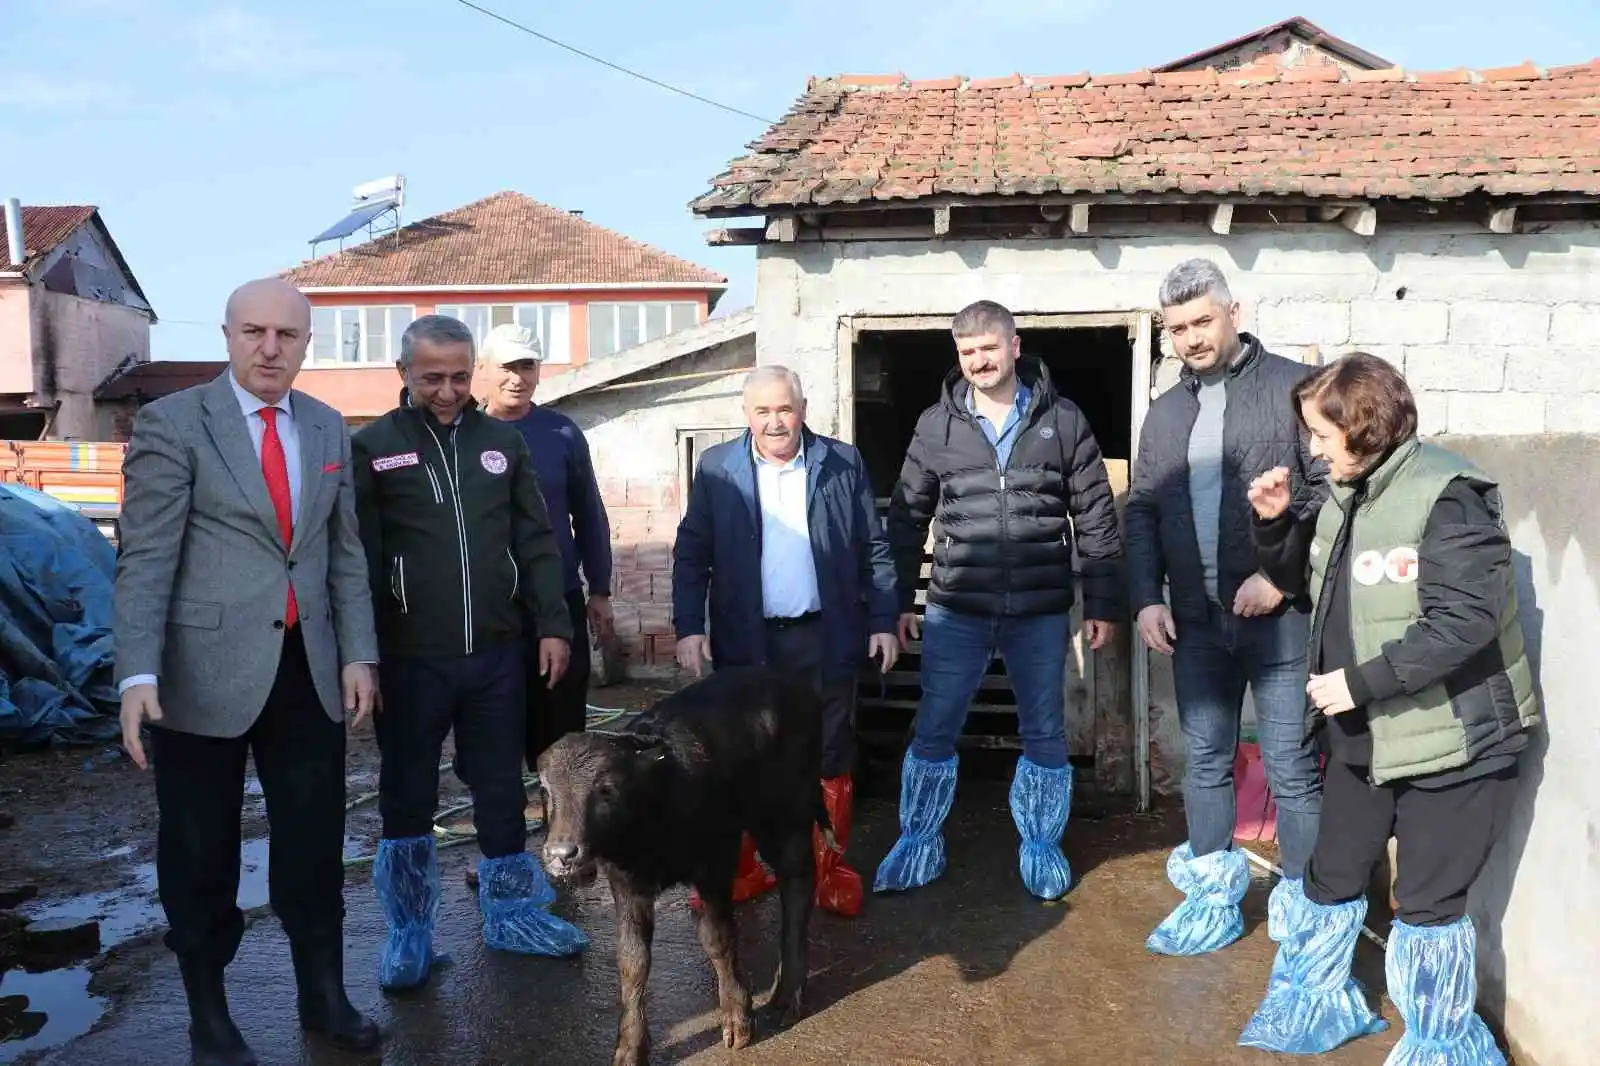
[1233,741,1278,843]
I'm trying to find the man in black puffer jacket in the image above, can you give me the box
[875,299,1124,902]
[1128,259,1328,959]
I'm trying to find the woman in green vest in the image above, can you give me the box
[1236,352,1537,1065]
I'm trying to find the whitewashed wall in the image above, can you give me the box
[754,222,1600,1065]
[754,223,1600,440]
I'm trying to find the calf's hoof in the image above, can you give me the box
[757,989,806,1031]
[611,1043,647,1066]
[722,1006,753,1049]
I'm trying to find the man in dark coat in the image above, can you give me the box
[672,365,899,917]
[353,315,586,994]
[877,299,1125,902]
[476,323,614,768]
[1127,258,1328,957]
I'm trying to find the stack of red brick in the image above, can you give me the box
[597,475,681,669]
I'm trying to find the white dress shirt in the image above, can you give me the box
[754,442,822,619]
[119,374,302,694]
[230,371,303,522]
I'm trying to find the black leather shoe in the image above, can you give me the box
[291,938,382,1051]
[177,958,257,1066]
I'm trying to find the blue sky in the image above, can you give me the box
[5,0,1597,360]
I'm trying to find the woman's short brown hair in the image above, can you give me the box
[1293,352,1419,459]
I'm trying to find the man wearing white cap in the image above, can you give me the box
[478,323,614,770]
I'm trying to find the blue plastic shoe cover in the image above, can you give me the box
[373,835,441,990]
[479,852,588,957]
[1382,918,1506,1066]
[1008,757,1074,901]
[1145,842,1249,955]
[1267,875,1308,942]
[1238,891,1389,1053]
[872,751,958,893]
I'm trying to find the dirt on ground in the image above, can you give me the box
[0,678,1471,1066]
[0,680,677,1063]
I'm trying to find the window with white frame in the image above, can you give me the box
[587,301,700,359]
[309,306,415,366]
[433,303,572,365]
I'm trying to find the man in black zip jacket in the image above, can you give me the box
[1127,259,1328,958]
[875,299,1124,902]
[352,314,585,993]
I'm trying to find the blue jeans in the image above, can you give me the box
[1172,603,1320,878]
[910,603,1071,769]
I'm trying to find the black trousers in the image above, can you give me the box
[763,614,856,778]
[1306,757,1519,926]
[376,641,527,859]
[524,591,591,771]
[151,628,346,969]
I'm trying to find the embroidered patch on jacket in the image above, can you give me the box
[1384,546,1420,584]
[1352,549,1386,586]
[372,451,420,472]
[1039,426,1055,439]
[480,449,508,475]
[321,462,342,473]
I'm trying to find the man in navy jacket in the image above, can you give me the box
[477,324,614,773]
[672,365,899,916]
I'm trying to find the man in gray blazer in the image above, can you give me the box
[114,277,381,1066]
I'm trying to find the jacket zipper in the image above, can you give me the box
[423,420,474,656]
[1311,488,1378,788]
[506,546,519,601]
[392,555,410,614]
[423,465,444,505]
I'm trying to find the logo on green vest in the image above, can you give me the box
[1354,550,1385,585]
[1384,546,1420,584]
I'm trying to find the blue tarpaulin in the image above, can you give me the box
[0,483,121,746]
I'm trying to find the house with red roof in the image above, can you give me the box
[274,190,728,421]
[0,200,155,441]
[682,39,1600,1062]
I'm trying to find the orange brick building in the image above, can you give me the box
[276,190,728,422]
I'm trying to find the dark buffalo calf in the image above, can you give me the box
[537,665,834,1066]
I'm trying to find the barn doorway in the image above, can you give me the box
[845,314,1155,802]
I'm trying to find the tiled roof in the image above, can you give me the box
[1,205,97,270]
[281,191,726,289]
[691,59,1600,215]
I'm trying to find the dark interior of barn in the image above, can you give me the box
[851,325,1132,499]
[849,325,1133,787]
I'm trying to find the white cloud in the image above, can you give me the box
[187,5,397,82]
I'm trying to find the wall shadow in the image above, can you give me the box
[1472,549,1549,1054]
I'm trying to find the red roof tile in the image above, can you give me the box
[691,61,1600,215]
[281,191,725,289]
[1,205,97,270]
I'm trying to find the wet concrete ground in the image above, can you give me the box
[7,768,1414,1066]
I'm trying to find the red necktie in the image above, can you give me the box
[258,407,298,628]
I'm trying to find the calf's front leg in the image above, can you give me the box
[691,878,752,1049]
[759,828,816,1028]
[611,880,657,1066]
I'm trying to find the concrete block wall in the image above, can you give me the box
[555,336,753,675]
[752,225,1600,1065]
[755,223,1600,443]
